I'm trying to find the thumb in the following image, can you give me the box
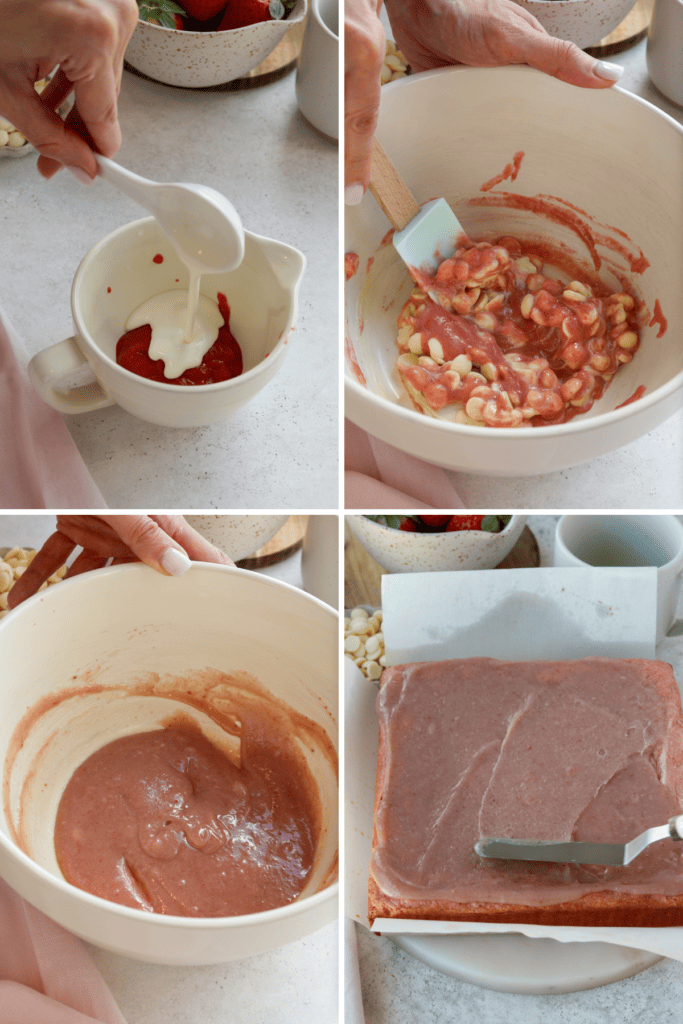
[100,515,192,577]
[522,32,623,89]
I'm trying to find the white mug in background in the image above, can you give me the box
[295,0,339,140]
[28,217,305,429]
[554,515,683,643]
[301,515,339,608]
[647,0,683,107]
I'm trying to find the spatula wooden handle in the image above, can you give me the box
[368,137,421,232]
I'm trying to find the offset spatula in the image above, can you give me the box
[368,137,467,277]
[475,815,683,867]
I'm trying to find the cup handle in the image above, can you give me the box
[28,337,115,414]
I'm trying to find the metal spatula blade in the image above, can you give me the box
[368,138,467,278]
[475,815,683,866]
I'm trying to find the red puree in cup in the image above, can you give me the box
[116,292,243,386]
[55,721,319,917]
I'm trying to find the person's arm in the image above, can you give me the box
[8,515,235,608]
[0,0,138,180]
[344,0,623,201]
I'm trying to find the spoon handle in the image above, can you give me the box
[96,155,156,213]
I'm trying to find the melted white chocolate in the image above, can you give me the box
[125,288,223,379]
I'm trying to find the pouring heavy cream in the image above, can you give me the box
[125,273,224,379]
[96,156,245,378]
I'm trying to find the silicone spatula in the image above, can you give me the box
[474,814,683,866]
[368,137,467,277]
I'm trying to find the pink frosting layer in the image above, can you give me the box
[371,658,683,907]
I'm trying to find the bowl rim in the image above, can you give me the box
[351,513,523,536]
[0,561,338,929]
[346,65,683,439]
[134,0,307,35]
[72,216,304,394]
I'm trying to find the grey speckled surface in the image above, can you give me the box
[1,67,338,509]
[355,514,683,1021]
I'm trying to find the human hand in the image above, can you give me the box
[344,0,623,201]
[385,0,623,81]
[345,0,386,205]
[0,0,138,181]
[8,515,235,608]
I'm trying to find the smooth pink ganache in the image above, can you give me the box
[372,657,683,907]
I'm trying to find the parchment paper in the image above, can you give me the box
[345,565,683,962]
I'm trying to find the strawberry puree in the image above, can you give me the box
[153,254,164,264]
[480,151,524,193]
[616,384,647,409]
[345,253,359,280]
[650,299,668,338]
[55,721,319,917]
[116,292,243,386]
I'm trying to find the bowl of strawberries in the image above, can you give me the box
[127,0,307,88]
[346,513,527,573]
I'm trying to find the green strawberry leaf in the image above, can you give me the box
[137,0,185,26]
[481,516,501,533]
[269,0,285,18]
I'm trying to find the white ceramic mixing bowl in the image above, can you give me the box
[345,66,683,477]
[0,563,338,965]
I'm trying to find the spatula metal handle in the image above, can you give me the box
[368,138,421,232]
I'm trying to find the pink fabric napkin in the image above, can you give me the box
[344,419,465,509]
[0,877,126,1024]
[0,305,105,509]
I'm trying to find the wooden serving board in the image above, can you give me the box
[344,523,540,610]
[237,515,307,568]
[585,0,654,56]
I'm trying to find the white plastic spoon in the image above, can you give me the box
[96,155,245,275]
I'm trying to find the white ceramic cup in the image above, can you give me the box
[647,0,683,107]
[28,217,305,428]
[295,0,339,139]
[554,515,683,643]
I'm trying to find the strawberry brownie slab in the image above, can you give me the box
[370,657,683,927]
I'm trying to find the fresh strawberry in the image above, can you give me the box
[217,0,273,29]
[418,515,451,529]
[398,518,417,532]
[178,0,228,19]
[137,0,188,28]
[445,515,486,532]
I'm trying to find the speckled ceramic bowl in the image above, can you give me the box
[510,0,637,49]
[125,0,306,89]
[184,515,288,561]
[346,515,527,573]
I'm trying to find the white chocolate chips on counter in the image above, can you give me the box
[344,607,386,681]
[0,548,66,619]
[381,41,408,85]
[0,80,50,151]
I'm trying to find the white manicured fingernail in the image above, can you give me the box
[345,183,365,206]
[161,548,192,576]
[594,60,623,82]
[68,165,94,185]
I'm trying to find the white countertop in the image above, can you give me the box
[0,59,338,510]
[355,513,683,1022]
[445,40,683,509]
[0,514,339,1024]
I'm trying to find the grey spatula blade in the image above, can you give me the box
[475,816,683,866]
